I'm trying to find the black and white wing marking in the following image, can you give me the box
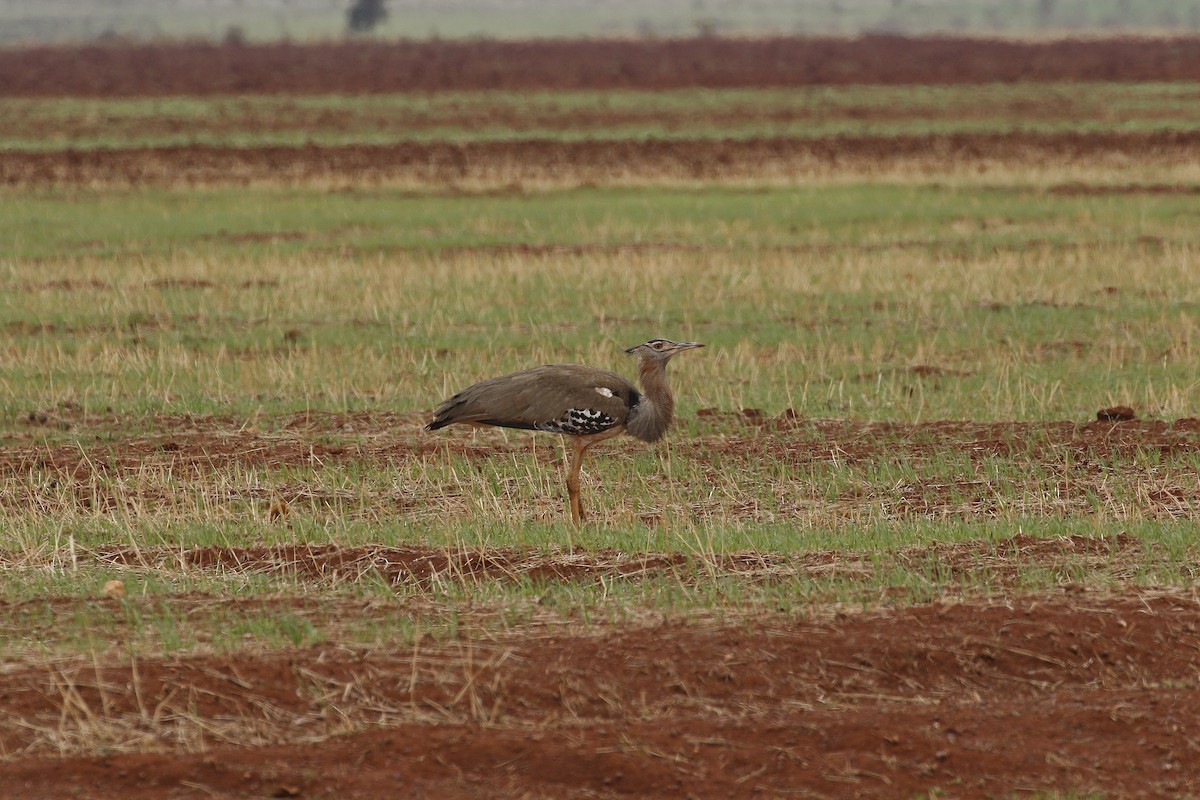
[535,407,618,435]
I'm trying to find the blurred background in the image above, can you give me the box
[4,0,1200,46]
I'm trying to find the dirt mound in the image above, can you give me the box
[0,593,1197,798]
[5,36,1200,97]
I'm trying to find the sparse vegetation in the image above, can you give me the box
[1,38,1199,798]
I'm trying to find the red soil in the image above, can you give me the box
[0,593,1197,798]
[4,36,1200,97]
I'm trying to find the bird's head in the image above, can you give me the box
[625,338,704,362]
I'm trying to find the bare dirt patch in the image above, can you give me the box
[1048,181,1200,196]
[5,132,1200,187]
[0,593,1198,798]
[5,37,1200,97]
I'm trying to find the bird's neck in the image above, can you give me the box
[626,358,674,443]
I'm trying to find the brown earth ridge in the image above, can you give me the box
[7,131,1199,187]
[4,35,1200,97]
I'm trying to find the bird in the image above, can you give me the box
[426,338,704,525]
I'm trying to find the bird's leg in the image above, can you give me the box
[565,437,590,526]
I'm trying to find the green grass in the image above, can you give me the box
[4,83,1200,151]
[2,182,1198,423]
[4,180,1198,259]
[0,513,1191,558]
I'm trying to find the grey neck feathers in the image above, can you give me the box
[625,357,675,443]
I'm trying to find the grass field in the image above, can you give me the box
[3,76,1200,796]
[5,181,1200,418]
[6,174,1200,638]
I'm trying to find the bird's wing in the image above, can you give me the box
[429,364,638,434]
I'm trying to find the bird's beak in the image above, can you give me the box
[625,341,705,356]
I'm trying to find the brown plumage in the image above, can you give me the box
[427,338,703,524]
